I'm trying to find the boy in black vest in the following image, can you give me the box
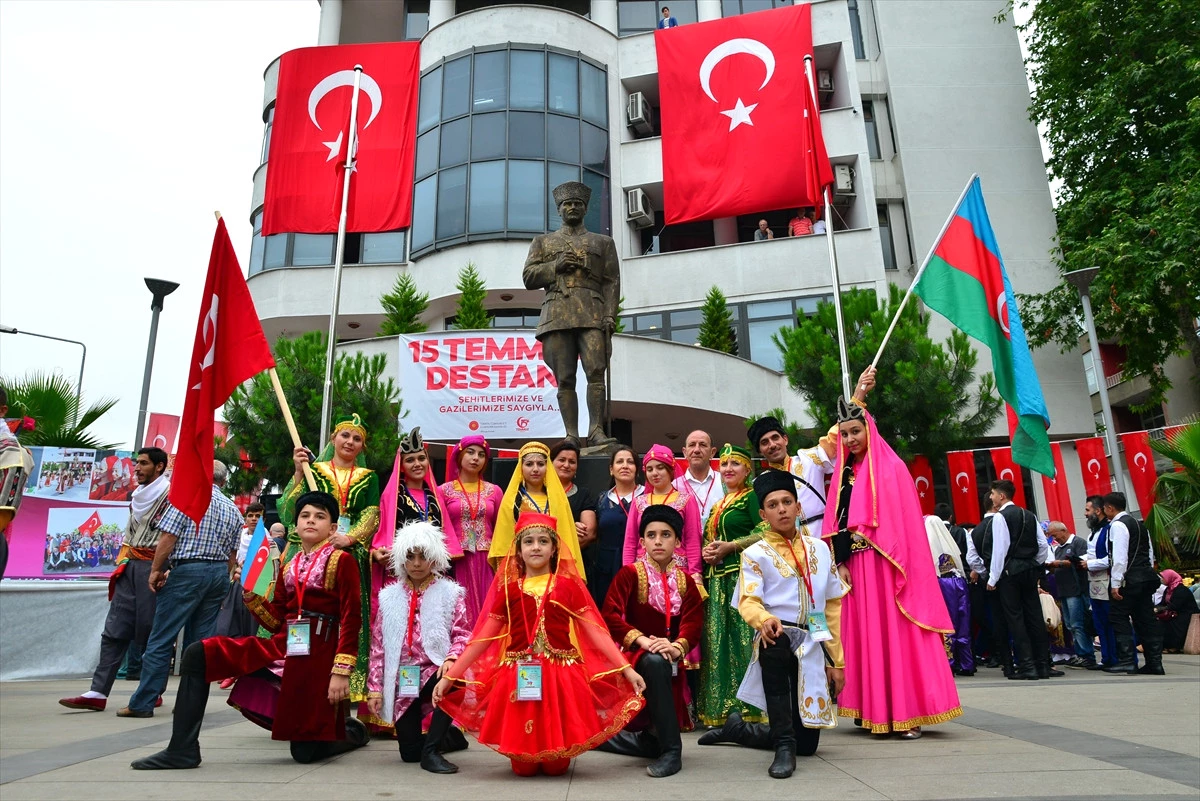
[1101,492,1164,675]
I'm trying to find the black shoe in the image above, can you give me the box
[1008,669,1038,680]
[345,718,370,748]
[768,744,796,779]
[420,751,459,774]
[131,746,201,770]
[400,740,423,763]
[953,668,976,677]
[646,749,682,778]
[1085,661,1106,671]
[983,659,1002,669]
[698,712,747,746]
[1102,663,1137,674]
[1135,665,1165,675]
[1039,666,1065,678]
[596,730,659,758]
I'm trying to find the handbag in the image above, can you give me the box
[1183,614,1200,656]
[1040,593,1062,631]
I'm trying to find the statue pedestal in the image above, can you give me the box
[581,442,622,458]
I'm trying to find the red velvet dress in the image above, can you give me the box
[205,542,361,742]
[601,559,704,731]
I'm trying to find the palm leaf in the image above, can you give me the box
[1146,421,1200,564]
[2,371,120,450]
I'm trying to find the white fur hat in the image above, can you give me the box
[389,521,452,576]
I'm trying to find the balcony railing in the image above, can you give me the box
[1105,371,1125,389]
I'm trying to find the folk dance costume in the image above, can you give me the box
[368,522,471,773]
[439,435,503,622]
[824,399,961,735]
[131,492,368,770]
[747,416,836,537]
[730,470,846,779]
[621,445,703,578]
[925,515,974,675]
[439,512,643,775]
[600,505,704,777]
[697,444,764,728]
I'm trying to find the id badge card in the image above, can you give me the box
[671,660,679,677]
[337,515,351,536]
[287,618,312,656]
[516,659,543,701]
[806,611,833,642]
[398,665,421,697]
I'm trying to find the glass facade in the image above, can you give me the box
[411,46,611,257]
[863,100,881,159]
[877,203,896,271]
[247,210,407,276]
[618,1,697,35]
[445,307,543,330]
[721,0,792,16]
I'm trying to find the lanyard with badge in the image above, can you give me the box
[287,543,330,656]
[515,575,556,701]
[333,467,357,536]
[398,583,423,697]
[781,535,832,642]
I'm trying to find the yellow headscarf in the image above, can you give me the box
[487,441,585,578]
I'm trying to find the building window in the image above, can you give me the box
[404,0,429,39]
[721,0,792,16]
[1138,405,1167,430]
[847,0,866,59]
[247,211,407,275]
[445,308,543,330]
[877,203,896,271]
[862,100,881,160]
[260,105,274,164]
[618,1,698,36]
[1083,352,1098,394]
[410,46,611,258]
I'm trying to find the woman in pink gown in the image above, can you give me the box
[822,389,961,739]
[438,435,503,624]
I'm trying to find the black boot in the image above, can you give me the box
[596,730,659,757]
[399,736,424,763]
[764,693,796,779]
[439,725,469,753]
[1103,635,1138,673]
[698,711,771,749]
[1008,658,1038,680]
[643,662,682,778]
[420,709,459,774]
[131,645,208,770]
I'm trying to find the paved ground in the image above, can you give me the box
[2,656,1197,800]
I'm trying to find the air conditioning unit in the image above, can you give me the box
[817,69,833,93]
[626,188,654,228]
[626,91,655,136]
[834,164,855,196]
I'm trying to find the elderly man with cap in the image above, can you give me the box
[746,368,875,537]
[523,180,621,448]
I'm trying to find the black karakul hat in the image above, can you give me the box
[295,491,340,521]
[639,503,685,537]
[747,416,787,452]
[753,469,798,507]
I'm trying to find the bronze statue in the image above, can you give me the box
[523,181,620,447]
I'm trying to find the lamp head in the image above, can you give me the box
[144,278,180,311]
[1063,267,1100,297]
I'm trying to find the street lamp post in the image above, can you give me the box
[0,325,87,423]
[1064,267,1126,495]
[133,278,180,450]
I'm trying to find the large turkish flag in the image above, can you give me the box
[263,42,420,235]
[1074,437,1111,498]
[1040,443,1074,532]
[990,447,1027,509]
[1120,431,1157,515]
[655,4,833,224]
[946,451,981,525]
[143,413,180,453]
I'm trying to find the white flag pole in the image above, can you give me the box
[319,64,364,443]
[869,173,977,369]
[803,55,851,403]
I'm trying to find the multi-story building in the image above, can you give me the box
[244,0,1098,481]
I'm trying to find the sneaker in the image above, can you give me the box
[59,695,106,712]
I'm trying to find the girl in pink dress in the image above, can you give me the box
[438,435,503,624]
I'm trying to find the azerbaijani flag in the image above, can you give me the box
[913,175,1056,477]
[240,518,276,595]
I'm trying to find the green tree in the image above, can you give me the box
[1146,421,1200,566]
[1003,0,1200,409]
[2,372,119,449]
[614,296,627,334]
[378,272,429,336]
[453,263,490,330]
[697,286,738,355]
[773,286,1003,461]
[222,331,402,489]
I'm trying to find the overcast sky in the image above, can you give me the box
[0,0,318,450]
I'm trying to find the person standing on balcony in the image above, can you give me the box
[657,7,679,28]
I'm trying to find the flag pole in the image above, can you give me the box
[319,64,364,445]
[804,55,851,403]
[869,173,978,369]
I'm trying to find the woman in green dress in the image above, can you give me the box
[277,413,381,704]
[696,443,764,727]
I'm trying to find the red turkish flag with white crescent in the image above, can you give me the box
[907,455,936,516]
[143,413,180,452]
[1120,431,1157,515]
[990,447,1027,509]
[78,511,102,537]
[655,4,833,224]
[946,451,981,524]
[263,42,420,235]
[1040,443,1074,532]
[1073,437,1111,498]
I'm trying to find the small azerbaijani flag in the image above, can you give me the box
[913,175,1056,477]
[240,518,276,595]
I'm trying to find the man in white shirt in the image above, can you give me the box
[672,430,723,526]
[1083,496,1116,669]
[1101,492,1164,675]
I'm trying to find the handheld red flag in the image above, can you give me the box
[78,511,102,537]
[989,447,1026,509]
[263,42,421,235]
[655,4,833,224]
[946,451,981,524]
[1120,431,1157,515]
[170,219,276,530]
[1040,443,1074,532]
[908,455,936,516]
[1073,437,1111,498]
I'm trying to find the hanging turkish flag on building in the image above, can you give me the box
[1121,431,1157,515]
[655,4,833,224]
[989,447,1027,509]
[908,455,936,516]
[263,42,420,235]
[946,451,981,524]
[170,219,276,530]
[1040,443,1074,532]
[1074,437,1111,498]
[143,413,180,452]
[78,511,102,537]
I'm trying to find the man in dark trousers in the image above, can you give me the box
[983,480,1058,680]
[1102,492,1164,675]
[965,498,1010,673]
[1046,521,1094,668]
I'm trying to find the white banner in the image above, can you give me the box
[397,331,589,440]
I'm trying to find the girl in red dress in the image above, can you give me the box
[434,511,646,776]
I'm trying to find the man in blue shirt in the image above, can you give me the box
[657,6,679,28]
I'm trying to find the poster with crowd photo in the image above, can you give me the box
[42,506,128,575]
[89,450,137,502]
[24,447,97,503]
[397,332,588,440]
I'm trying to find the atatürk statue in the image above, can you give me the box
[523,181,620,447]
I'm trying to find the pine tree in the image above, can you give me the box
[378,272,429,336]
[697,285,738,355]
[453,263,490,330]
